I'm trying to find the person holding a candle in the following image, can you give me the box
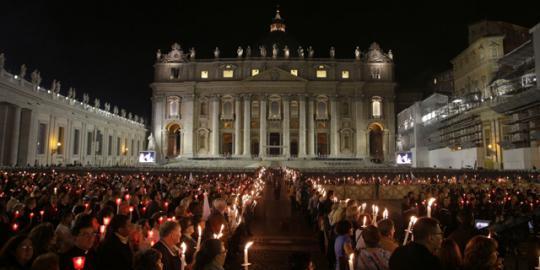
[55,212,74,253]
[389,217,443,270]
[463,236,501,270]
[59,214,97,270]
[334,220,354,270]
[152,221,182,270]
[96,214,133,270]
[192,239,226,270]
[179,218,197,265]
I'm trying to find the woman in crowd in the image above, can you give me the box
[463,236,501,270]
[0,235,34,270]
[334,220,354,270]
[193,239,227,270]
[356,225,391,270]
[28,223,56,260]
[438,239,463,270]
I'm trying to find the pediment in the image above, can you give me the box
[243,67,307,82]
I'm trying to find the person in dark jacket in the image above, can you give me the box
[96,215,133,270]
[0,235,34,270]
[448,210,479,253]
[59,214,97,270]
[152,221,182,270]
[389,217,443,270]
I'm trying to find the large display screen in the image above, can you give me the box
[138,151,156,163]
[396,152,412,164]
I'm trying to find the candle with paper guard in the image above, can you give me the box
[382,208,389,220]
[115,198,121,214]
[348,253,354,270]
[244,241,254,266]
[72,256,85,270]
[103,217,111,226]
[180,242,187,270]
[403,216,417,245]
[196,225,202,251]
[427,198,436,218]
[362,216,367,228]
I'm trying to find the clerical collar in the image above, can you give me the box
[115,233,129,245]
[160,240,179,256]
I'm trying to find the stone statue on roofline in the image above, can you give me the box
[355,46,361,60]
[272,43,278,58]
[147,133,156,151]
[104,102,111,112]
[214,47,220,58]
[297,46,304,58]
[94,98,101,108]
[308,46,314,58]
[156,49,162,61]
[388,49,393,60]
[246,46,252,58]
[113,106,119,115]
[329,46,335,58]
[19,64,27,79]
[82,93,89,104]
[237,46,244,58]
[189,47,196,59]
[31,70,39,84]
[128,112,133,120]
[283,45,290,58]
[68,87,76,99]
[259,45,267,57]
[54,81,61,94]
[121,109,127,118]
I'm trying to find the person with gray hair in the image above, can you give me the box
[153,221,182,270]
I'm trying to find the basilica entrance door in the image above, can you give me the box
[251,140,259,157]
[368,123,383,163]
[167,124,181,157]
[221,133,233,156]
[269,132,281,156]
[316,133,328,156]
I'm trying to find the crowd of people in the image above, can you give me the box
[285,169,540,270]
[0,169,264,270]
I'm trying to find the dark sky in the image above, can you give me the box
[1,0,538,121]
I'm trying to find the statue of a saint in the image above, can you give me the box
[237,46,244,58]
[388,49,393,60]
[297,46,304,58]
[308,46,314,58]
[55,81,61,94]
[31,70,39,84]
[156,49,162,61]
[272,44,278,58]
[355,46,361,60]
[283,45,290,58]
[147,133,156,151]
[189,47,196,59]
[20,64,27,79]
[329,46,335,58]
[259,45,267,57]
[246,46,252,58]
[214,47,220,58]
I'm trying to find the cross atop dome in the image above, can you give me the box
[270,6,286,33]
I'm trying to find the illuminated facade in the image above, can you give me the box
[398,22,540,169]
[0,55,146,166]
[151,10,396,165]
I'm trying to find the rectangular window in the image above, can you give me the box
[290,69,298,76]
[223,70,234,78]
[201,70,208,79]
[341,70,350,79]
[96,130,103,155]
[137,140,140,155]
[73,129,80,155]
[170,68,180,79]
[124,138,128,156]
[108,135,112,156]
[86,131,93,155]
[251,69,259,76]
[37,123,47,155]
[58,127,64,154]
[131,139,134,156]
[117,137,121,156]
[316,70,327,78]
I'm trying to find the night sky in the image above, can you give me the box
[1,0,538,122]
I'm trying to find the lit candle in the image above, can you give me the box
[382,208,389,220]
[99,225,106,239]
[348,253,354,270]
[125,194,130,201]
[103,217,111,226]
[40,210,45,222]
[403,216,417,245]
[115,198,121,214]
[196,225,202,251]
[129,206,134,220]
[372,206,379,225]
[72,256,85,270]
[29,212,34,221]
[362,216,367,228]
[427,198,436,217]
[54,187,57,195]
[180,242,187,270]
[243,241,254,267]
[360,203,367,214]
[164,201,169,211]
[12,223,18,232]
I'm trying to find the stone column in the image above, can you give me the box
[383,129,389,162]
[182,95,194,157]
[298,95,307,158]
[210,95,220,157]
[234,96,242,156]
[307,96,315,157]
[282,95,290,157]
[259,95,267,158]
[355,97,366,158]
[26,109,38,166]
[10,106,21,166]
[243,95,251,157]
[330,96,339,157]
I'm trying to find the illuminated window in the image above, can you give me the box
[371,97,382,118]
[201,70,208,79]
[290,69,298,76]
[167,96,180,118]
[223,70,234,78]
[341,70,350,79]
[251,69,259,76]
[316,70,327,78]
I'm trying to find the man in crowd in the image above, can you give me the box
[153,221,182,270]
[59,214,97,270]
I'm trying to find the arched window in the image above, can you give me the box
[167,96,180,118]
[223,101,232,115]
[371,97,382,118]
[317,101,327,118]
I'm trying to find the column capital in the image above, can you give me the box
[281,94,291,101]
[210,94,221,101]
[240,93,252,100]
[181,94,196,101]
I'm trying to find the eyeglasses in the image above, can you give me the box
[20,245,33,250]
[79,231,98,238]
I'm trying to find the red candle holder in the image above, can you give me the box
[72,256,85,270]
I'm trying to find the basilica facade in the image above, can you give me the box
[151,11,396,164]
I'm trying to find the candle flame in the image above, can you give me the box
[245,241,254,251]
[181,242,187,254]
[383,208,389,219]
[427,198,436,207]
